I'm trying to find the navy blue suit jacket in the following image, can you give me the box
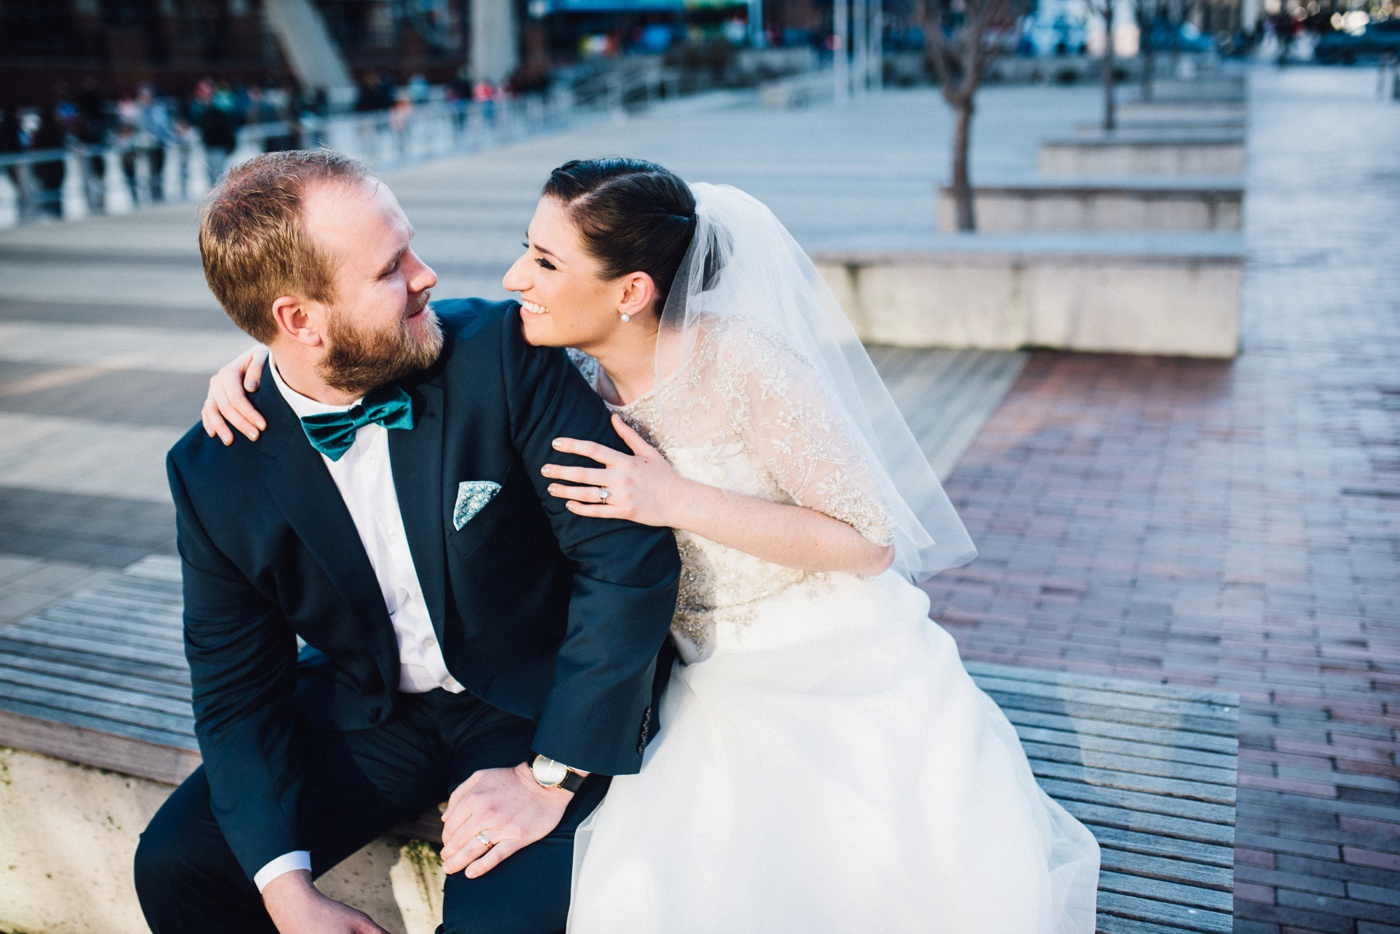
[167,300,681,880]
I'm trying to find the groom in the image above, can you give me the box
[134,151,681,933]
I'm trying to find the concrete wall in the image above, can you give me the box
[1039,139,1246,175]
[0,747,445,934]
[815,249,1242,358]
[939,185,1243,232]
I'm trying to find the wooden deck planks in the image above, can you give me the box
[0,555,1238,932]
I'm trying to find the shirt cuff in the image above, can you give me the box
[253,851,312,893]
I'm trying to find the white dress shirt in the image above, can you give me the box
[254,361,463,892]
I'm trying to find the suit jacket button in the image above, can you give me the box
[368,707,382,725]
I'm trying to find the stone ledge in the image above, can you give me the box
[814,235,1243,358]
[937,180,1244,232]
[1040,138,1246,176]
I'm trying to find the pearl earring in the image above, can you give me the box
[620,313,631,323]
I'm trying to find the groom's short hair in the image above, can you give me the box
[199,150,369,342]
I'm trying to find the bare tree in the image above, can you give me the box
[918,0,1032,231]
[1087,0,1118,130]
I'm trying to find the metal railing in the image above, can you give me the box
[0,92,573,229]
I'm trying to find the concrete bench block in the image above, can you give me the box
[1117,100,1245,121]
[1076,115,1246,135]
[1040,137,1246,176]
[938,182,1244,232]
[1131,77,1246,103]
[815,239,1242,358]
[0,746,444,934]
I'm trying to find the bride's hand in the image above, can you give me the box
[544,415,687,528]
[202,346,269,445]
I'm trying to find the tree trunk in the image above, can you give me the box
[1102,7,1117,131]
[951,94,976,231]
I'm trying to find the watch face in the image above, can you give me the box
[533,755,567,787]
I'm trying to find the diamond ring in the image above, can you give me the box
[598,488,611,502]
[475,831,492,847]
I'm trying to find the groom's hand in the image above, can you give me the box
[440,763,573,878]
[263,870,388,934]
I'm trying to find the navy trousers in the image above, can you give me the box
[134,689,607,934]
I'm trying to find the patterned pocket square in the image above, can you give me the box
[453,481,502,530]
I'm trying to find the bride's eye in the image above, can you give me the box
[535,256,556,271]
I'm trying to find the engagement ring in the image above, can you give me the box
[598,488,611,502]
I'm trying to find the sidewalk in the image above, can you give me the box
[0,68,1395,932]
[921,67,1400,932]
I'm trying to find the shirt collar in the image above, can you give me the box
[268,356,364,419]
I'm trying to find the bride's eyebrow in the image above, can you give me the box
[524,231,560,261]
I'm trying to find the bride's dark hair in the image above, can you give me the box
[542,158,698,310]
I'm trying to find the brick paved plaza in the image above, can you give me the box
[923,69,1400,932]
[0,66,1395,932]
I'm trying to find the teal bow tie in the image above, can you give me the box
[300,384,415,461]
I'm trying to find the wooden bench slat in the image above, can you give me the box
[974,672,1238,724]
[14,607,184,645]
[1096,912,1206,934]
[1000,706,1240,758]
[30,604,185,638]
[965,661,1239,707]
[0,698,196,753]
[1056,798,1235,847]
[1098,869,1233,912]
[0,627,185,667]
[0,639,190,685]
[1023,756,1237,806]
[1096,891,1233,934]
[1040,777,1236,827]
[1019,733,1238,787]
[0,674,198,733]
[0,651,192,699]
[1099,846,1233,892]
[1011,720,1239,773]
[982,687,1239,741]
[1085,823,1235,869]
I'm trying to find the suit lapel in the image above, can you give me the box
[257,381,396,675]
[389,375,448,637]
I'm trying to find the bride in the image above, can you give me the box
[205,158,1100,932]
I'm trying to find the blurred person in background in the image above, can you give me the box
[73,78,109,215]
[191,79,238,186]
[0,107,30,220]
[29,106,67,219]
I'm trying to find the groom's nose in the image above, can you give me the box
[406,250,437,292]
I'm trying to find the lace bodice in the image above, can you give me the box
[579,319,893,660]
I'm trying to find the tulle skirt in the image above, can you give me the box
[568,571,1100,933]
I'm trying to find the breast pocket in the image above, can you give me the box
[448,469,517,560]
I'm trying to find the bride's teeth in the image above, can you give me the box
[521,300,547,315]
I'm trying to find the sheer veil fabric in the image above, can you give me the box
[653,183,977,582]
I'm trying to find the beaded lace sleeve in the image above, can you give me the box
[712,322,895,546]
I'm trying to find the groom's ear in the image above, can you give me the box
[270,295,325,348]
[617,272,657,320]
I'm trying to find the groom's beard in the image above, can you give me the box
[319,294,443,395]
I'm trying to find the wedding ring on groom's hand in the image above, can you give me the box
[597,488,611,503]
[475,831,493,848]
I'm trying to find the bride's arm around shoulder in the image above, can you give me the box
[551,319,896,577]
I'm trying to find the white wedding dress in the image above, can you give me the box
[566,319,1100,933]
